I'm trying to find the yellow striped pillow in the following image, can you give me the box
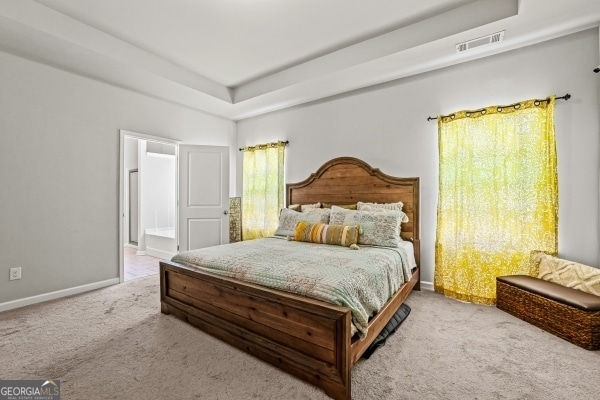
[294,222,360,247]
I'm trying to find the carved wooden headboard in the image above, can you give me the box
[286,157,419,243]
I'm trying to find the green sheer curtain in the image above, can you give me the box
[242,141,285,240]
[434,97,558,305]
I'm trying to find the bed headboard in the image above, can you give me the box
[286,157,419,242]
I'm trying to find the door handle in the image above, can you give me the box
[223,210,229,215]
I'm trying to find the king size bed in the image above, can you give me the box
[159,157,420,400]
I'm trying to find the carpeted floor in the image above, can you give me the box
[1,275,598,399]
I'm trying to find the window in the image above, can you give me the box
[434,98,558,305]
[241,141,286,240]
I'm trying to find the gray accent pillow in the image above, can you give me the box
[274,208,330,237]
[329,206,404,247]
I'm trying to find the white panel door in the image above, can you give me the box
[179,145,229,252]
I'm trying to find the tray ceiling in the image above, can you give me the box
[0,0,599,120]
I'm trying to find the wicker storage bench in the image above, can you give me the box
[496,275,600,350]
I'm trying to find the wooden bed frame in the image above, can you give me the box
[159,157,420,400]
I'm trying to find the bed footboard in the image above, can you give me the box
[160,260,353,400]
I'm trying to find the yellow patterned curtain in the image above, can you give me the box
[434,97,558,305]
[242,141,285,240]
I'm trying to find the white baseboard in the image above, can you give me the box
[146,246,175,260]
[0,278,120,313]
[124,243,138,249]
[420,281,434,291]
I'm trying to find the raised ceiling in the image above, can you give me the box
[34,0,477,87]
[0,0,599,120]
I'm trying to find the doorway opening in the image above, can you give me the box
[119,130,179,282]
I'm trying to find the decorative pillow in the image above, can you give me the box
[529,250,557,275]
[287,203,321,212]
[321,203,357,210]
[357,201,404,210]
[274,208,330,237]
[300,202,321,212]
[294,221,360,247]
[329,206,403,247]
[535,253,600,296]
[357,201,409,223]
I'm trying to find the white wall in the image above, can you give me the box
[237,28,600,285]
[0,50,235,305]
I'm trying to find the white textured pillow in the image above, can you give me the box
[287,202,321,212]
[300,202,321,212]
[329,206,403,247]
[274,208,330,237]
[358,201,404,210]
[357,201,409,223]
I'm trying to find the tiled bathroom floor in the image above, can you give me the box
[124,246,160,281]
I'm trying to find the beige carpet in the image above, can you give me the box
[1,275,598,400]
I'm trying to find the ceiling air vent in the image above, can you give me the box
[456,31,505,53]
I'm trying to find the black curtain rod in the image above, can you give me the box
[239,140,289,151]
[427,94,571,121]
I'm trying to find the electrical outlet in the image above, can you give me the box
[9,267,21,281]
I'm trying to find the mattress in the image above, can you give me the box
[172,237,415,337]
